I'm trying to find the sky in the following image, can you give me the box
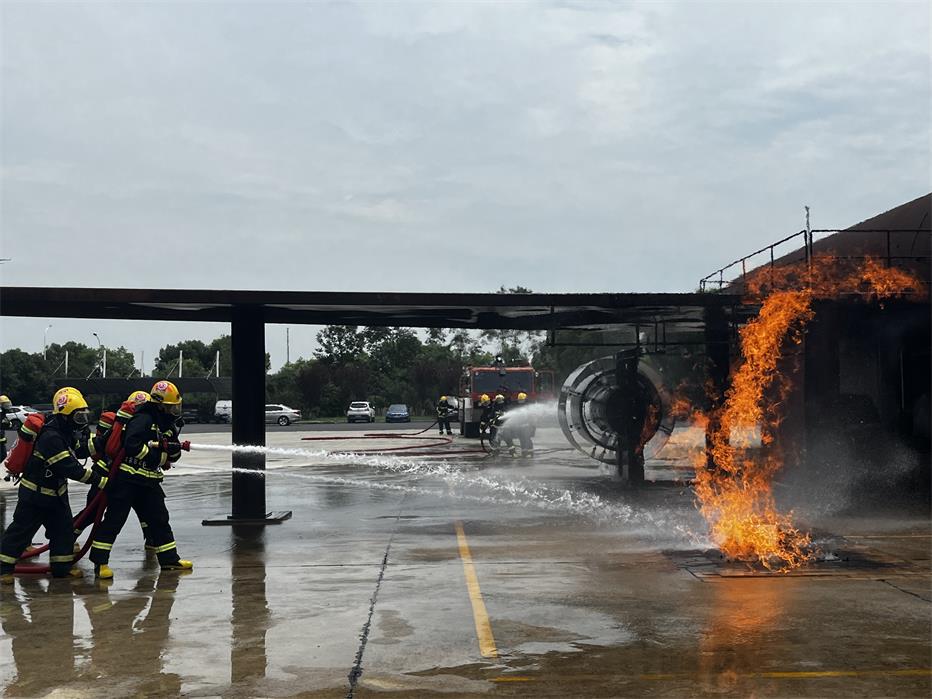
[1,0,929,373]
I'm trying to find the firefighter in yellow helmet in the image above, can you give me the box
[504,391,534,457]
[1,389,108,583]
[436,395,455,436]
[0,393,13,462]
[90,380,192,579]
[78,390,154,543]
[480,394,507,451]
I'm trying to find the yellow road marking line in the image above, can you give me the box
[454,521,498,659]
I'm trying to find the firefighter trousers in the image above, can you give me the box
[0,493,75,577]
[90,480,180,566]
[80,483,151,544]
[437,416,452,434]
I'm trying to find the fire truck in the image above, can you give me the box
[458,365,555,437]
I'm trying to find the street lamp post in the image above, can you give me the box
[44,324,52,359]
[91,332,105,379]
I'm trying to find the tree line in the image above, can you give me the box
[0,289,625,417]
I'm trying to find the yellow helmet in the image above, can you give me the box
[53,388,91,426]
[0,394,10,408]
[479,394,490,406]
[150,380,182,415]
[126,390,151,406]
[494,394,505,404]
[440,395,447,402]
[52,386,80,405]
[517,392,528,403]
[150,380,182,405]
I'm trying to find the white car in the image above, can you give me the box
[346,401,376,423]
[6,405,39,430]
[214,400,233,423]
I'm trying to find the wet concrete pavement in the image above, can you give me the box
[1,426,929,697]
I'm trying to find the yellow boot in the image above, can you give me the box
[0,573,14,585]
[68,567,83,579]
[95,564,114,579]
[161,560,193,571]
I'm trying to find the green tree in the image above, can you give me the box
[0,349,49,404]
[103,346,138,377]
[45,342,98,379]
[315,326,365,364]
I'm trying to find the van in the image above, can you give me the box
[214,400,233,423]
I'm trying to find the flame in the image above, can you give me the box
[693,257,925,570]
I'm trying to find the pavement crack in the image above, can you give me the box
[346,496,406,698]
[880,579,931,603]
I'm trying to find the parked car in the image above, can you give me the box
[385,404,411,423]
[266,404,301,426]
[347,401,376,423]
[214,400,232,423]
[6,405,39,430]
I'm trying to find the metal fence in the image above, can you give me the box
[699,229,931,293]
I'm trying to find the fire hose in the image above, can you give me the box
[13,440,191,575]
[300,420,490,457]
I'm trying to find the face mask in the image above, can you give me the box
[168,403,182,417]
[71,409,91,427]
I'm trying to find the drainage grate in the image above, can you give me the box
[667,542,924,580]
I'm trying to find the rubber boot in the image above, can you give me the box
[0,573,14,585]
[161,559,193,571]
[95,564,114,579]
[68,567,83,579]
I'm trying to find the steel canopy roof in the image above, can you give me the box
[0,287,746,331]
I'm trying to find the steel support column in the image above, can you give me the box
[615,348,644,485]
[704,306,730,470]
[203,305,290,525]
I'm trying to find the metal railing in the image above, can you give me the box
[699,229,931,293]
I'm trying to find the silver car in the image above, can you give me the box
[6,405,39,430]
[265,404,301,426]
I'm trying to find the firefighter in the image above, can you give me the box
[477,394,493,441]
[77,391,154,551]
[0,394,14,462]
[501,391,534,457]
[480,394,506,451]
[89,380,192,579]
[436,395,455,436]
[0,388,108,583]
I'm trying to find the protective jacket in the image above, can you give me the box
[479,405,505,431]
[119,403,181,486]
[436,401,455,419]
[18,414,106,501]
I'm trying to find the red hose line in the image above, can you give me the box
[15,451,124,573]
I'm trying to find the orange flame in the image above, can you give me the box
[694,257,925,570]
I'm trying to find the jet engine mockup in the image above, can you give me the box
[557,355,675,465]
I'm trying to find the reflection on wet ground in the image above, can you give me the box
[0,427,929,697]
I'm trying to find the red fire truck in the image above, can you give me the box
[458,365,555,437]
